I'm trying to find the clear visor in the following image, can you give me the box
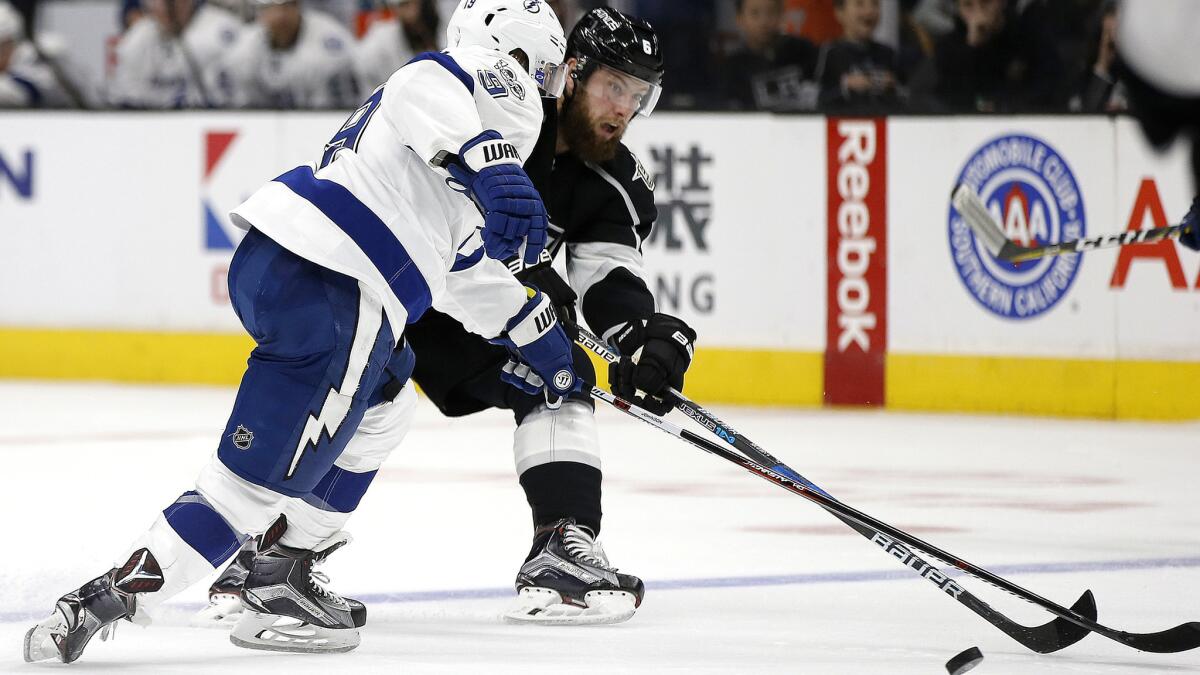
[535,61,569,99]
[586,63,662,118]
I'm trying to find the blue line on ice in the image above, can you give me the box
[5,556,1197,624]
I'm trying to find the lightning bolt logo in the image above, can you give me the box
[287,388,353,479]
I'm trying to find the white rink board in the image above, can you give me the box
[1111,118,1200,361]
[887,117,1119,359]
[0,113,296,332]
[0,112,828,351]
[622,114,827,351]
[0,112,1196,362]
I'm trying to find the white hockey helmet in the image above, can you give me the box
[446,0,568,98]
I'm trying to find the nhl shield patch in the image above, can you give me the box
[230,425,254,450]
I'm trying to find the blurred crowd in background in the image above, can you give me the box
[0,0,1126,114]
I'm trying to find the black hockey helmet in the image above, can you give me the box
[566,6,664,115]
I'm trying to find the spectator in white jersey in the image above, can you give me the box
[354,0,440,93]
[0,1,42,106]
[0,0,89,108]
[223,0,359,109]
[108,0,240,108]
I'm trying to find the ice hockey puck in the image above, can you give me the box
[945,646,984,675]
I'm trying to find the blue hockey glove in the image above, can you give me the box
[446,130,548,266]
[1179,196,1199,251]
[500,358,545,396]
[492,286,580,408]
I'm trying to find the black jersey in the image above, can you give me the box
[407,141,658,418]
[539,146,657,339]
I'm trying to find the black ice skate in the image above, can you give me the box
[505,518,644,625]
[191,538,256,627]
[230,516,365,653]
[23,548,163,663]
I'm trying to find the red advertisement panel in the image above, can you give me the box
[825,118,887,405]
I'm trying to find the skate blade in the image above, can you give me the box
[190,595,242,628]
[229,611,359,653]
[502,587,637,626]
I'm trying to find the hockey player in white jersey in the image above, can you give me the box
[23,0,574,663]
[201,6,679,629]
[107,0,241,108]
[0,1,92,108]
[354,0,442,93]
[223,0,360,109]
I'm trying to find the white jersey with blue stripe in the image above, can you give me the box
[229,46,543,344]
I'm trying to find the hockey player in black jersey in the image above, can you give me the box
[411,5,696,625]
[193,6,695,628]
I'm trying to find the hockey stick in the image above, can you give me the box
[576,329,1200,653]
[164,0,215,108]
[574,331,1090,653]
[952,184,1192,263]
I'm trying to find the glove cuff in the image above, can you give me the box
[643,313,697,359]
[459,129,522,173]
[610,319,648,355]
[612,313,696,357]
[503,288,558,348]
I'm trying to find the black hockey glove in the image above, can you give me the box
[517,263,578,331]
[609,313,696,416]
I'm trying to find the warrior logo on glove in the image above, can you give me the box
[553,369,574,390]
[483,142,522,163]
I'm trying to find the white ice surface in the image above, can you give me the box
[1,381,1199,674]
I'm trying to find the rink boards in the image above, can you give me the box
[0,112,1196,419]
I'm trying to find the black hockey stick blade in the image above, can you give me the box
[1095,621,1200,653]
[1015,590,1095,654]
[961,589,1094,653]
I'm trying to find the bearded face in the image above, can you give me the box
[561,88,622,162]
[560,66,647,162]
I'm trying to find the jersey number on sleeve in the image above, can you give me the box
[478,70,509,99]
[320,85,385,169]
